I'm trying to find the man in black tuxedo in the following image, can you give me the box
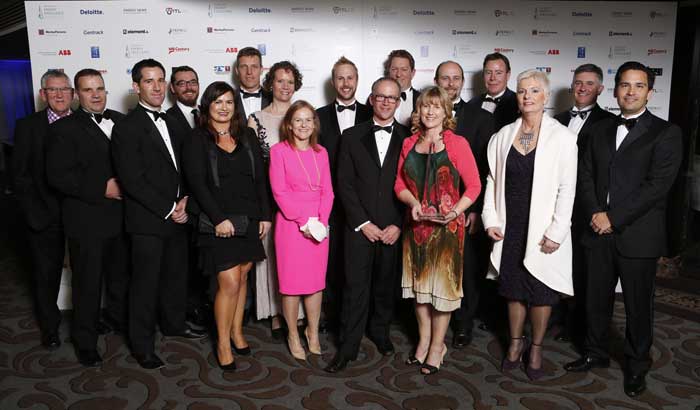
[434,60,495,348]
[325,77,409,373]
[384,49,420,126]
[552,64,616,343]
[316,57,372,333]
[111,59,204,370]
[234,47,271,124]
[564,62,683,397]
[464,52,519,132]
[46,69,129,367]
[167,66,200,130]
[13,69,73,350]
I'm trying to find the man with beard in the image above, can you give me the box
[46,69,129,366]
[167,66,200,130]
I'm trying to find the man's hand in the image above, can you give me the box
[381,225,401,245]
[486,227,504,241]
[360,222,383,243]
[591,212,612,235]
[539,236,560,254]
[172,196,189,224]
[105,178,122,200]
[466,212,481,235]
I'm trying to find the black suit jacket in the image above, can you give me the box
[453,100,495,213]
[12,109,62,231]
[46,108,125,238]
[166,104,195,132]
[554,104,616,160]
[235,89,271,125]
[317,101,372,178]
[111,104,187,235]
[337,120,409,230]
[465,88,519,132]
[578,110,683,257]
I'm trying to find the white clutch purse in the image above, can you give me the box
[300,217,328,242]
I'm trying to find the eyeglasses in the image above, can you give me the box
[373,94,400,104]
[174,80,199,88]
[43,87,73,94]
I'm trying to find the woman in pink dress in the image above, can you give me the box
[269,100,334,360]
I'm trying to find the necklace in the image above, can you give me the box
[216,129,230,136]
[294,147,321,191]
[519,131,534,152]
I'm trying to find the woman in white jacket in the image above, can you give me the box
[482,69,577,380]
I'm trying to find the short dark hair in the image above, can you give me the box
[573,64,604,83]
[383,49,415,76]
[262,61,303,93]
[279,100,321,151]
[170,66,198,84]
[197,81,243,142]
[434,60,464,81]
[236,47,263,67]
[74,68,103,89]
[483,52,511,72]
[370,77,401,95]
[131,59,165,83]
[615,61,655,90]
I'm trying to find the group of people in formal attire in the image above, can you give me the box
[13,45,682,397]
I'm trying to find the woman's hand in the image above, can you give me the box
[410,203,423,221]
[431,210,459,225]
[259,221,272,239]
[215,219,235,238]
[539,236,560,254]
[302,226,312,239]
[486,227,504,241]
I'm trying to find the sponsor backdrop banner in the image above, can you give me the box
[26,0,676,118]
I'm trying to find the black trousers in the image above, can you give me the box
[27,222,65,336]
[68,234,129,350]
[584,235,656,374]
[322,209,345,325]
[339,226,399,360]
[452,231,489,332]
[129,232,188,355]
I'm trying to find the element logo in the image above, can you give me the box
[609,31,632,36]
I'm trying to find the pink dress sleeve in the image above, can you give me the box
[317,147,334,225]
[269,143,306,225]
[452,136,481,203]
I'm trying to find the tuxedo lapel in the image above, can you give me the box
[360,127,381,168]
[75,109,110,151]
[383,127,403,170]
[137,106,178,171]
[328,104,341,137]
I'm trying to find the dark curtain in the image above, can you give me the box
[0,59,35,146]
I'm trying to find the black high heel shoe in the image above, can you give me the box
[406,348,428,365]
[230,339,251,356]
[501,336,528,372]
[420,344,447,375]
[216,351,237,372]
[525,343,546,381]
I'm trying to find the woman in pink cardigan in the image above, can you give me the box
[395,86,481,375]
[269,100,334,361]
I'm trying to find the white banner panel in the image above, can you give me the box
[26,0,676,118]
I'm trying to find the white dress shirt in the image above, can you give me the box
[336,99,357,134]
[568,104,595,135]
[481,89,506,114]
[355,120,393,231]
[452,97,463,118]
[85,109,115,139]
[176,100,197,129]
[396,87,414,126]
[240,87,263,120]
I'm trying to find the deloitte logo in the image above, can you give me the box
[80,9,103,15]
[413,10,435,16]
[571,11,592,17]
[249,7,271,13]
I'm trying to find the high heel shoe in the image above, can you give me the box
[501,336,528,372]
[287,336,307,361]
[525,343,546,381]
[230,339,251,356]
[420,344,447,375]
[304,328,321,355]
[216,350,237,372]
[406,347,428,365]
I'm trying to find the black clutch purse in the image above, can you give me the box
[198,213,249,237]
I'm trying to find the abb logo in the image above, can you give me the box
[225,47,238,53]
[58,49,72,56]
[547,49,559,55]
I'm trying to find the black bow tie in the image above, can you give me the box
[241,90,261,99]
[372,124,393,134]
[616,116,637,131]
[570,109,591,120]
[336,102,356,112]
[145,109,167,122]
[483,96,501,104]
[92,111,111,124]
[400,92,407,101]
[453,100,464,112]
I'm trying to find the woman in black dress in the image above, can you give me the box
[183,82,272,371]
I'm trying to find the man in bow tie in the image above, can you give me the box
[464,52,519,131]
[112,59,205,370]
[233,47,271,124]
[316,56,372,334]
[384,49,420,126]
[167,66,200,130]
[325,77,409,373]
[46,69,129,367]
[552,64,615,344]
[434,61,495,349]
[565,61,682,398]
